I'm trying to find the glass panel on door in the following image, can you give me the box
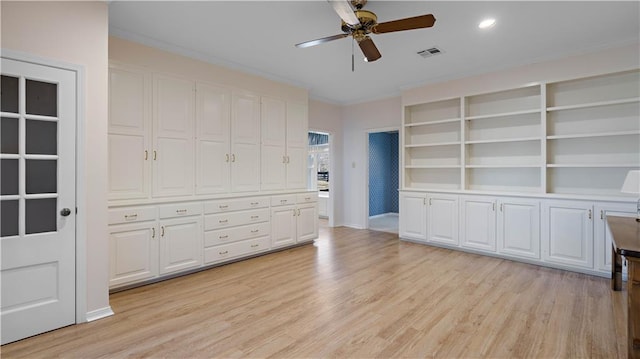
[0,75,59,237]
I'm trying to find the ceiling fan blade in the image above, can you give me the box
[327,0,360,26]
[372,14,436,34]
[295,33,349,48]
[358,36,381,62]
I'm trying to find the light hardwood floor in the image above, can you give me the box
[2,222,627,358]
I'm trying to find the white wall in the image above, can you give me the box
[341,97,402,228]
[1,1,110,317]
[308,99,343,226]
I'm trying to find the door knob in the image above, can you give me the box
[60,208,72,217]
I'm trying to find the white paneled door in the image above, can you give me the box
[1,58,77,344]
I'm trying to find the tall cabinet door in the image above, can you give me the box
[399,192,427,241]
[427,194,459,246]
[460,196,496,252]
[260,96,286,190]
[231,91,261,192]
[497,198,540,260]
[196,83,231,194]
[153,75,195,197]
[542,201,594,269]
[286,101,308,189]
[108,65,151,200]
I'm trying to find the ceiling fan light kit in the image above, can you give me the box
[296,0,436,64]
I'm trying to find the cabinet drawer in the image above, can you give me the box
[297,193,317,204]
[204,236,270,264]
[204,222,270,247]
[204,197,269,214]
[271,194,297,207]
[204,208,270,230]
[158,202,203,219]
[109,206,157,225]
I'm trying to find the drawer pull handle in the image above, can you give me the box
[251,244,259,248]
[176,209,187,214]
[124,214,138,220]
[219,219,228,224]
[251,229,259,233]
[219,205,228,209]
[281,199,287,203]
[219,235,229,239]
[251,202,259,205]
[219,250,228,255]
[305,197,311,200]
[251,215,259,219]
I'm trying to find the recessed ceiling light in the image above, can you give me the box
[479,18,496,29]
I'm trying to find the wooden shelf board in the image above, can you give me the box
[404,118,460,127]
[405,141,461,148]
[465,137,541,145]
[464,109,540,121]
[547,97,640,112]
[465,165,541,169]
[547,164,640,168]
[405,165,461,169]
[546,131,640,140]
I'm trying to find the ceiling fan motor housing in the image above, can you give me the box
[341,10,378,33]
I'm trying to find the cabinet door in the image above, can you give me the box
[153,75,195,197]
[195,83,231,194]
[231,91,261,192]
[399,192,427,241]
[286,102,308,189]
[109,222,158,287]
[297,203,319,243]
[427,194,459,246]
[271,205,297,248]
[108,65,151,200]
[460,197,496,252]
[594,203,635,273]
[260,97,286,190]
[497,198,540,259]
[542,201,593,269]
[159,216,202,275]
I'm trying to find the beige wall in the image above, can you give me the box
[1,1,110,317]
[109,37,308,103]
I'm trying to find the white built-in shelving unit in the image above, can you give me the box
[402,69,640,197]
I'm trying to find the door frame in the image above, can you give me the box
[308,129,334,227]
[364,126,400,230]
[2,49,88,323]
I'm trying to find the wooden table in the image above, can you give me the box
[609,215,640,359]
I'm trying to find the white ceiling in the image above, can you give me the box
[109,1,640,105]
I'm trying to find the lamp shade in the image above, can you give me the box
[621,170,640,194]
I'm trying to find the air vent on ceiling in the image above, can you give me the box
[417,47,444,58]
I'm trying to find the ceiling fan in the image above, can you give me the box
[295,0,436,63]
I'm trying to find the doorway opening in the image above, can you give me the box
[308,131,330,224]
[367,130,399,233]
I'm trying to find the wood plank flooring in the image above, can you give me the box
[2,222,627,358]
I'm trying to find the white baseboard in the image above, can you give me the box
[85,306,114,322]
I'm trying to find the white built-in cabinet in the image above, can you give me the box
[261,97,308,191]
[427,194,459,246]
[108,65,151,200]
[399,192,427,241]
[460,196,497,252]
[542,201,594,269]
[270,194,318,249]
[400,69,638,277]
[108,62,316,290]
[153,75,195,197]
